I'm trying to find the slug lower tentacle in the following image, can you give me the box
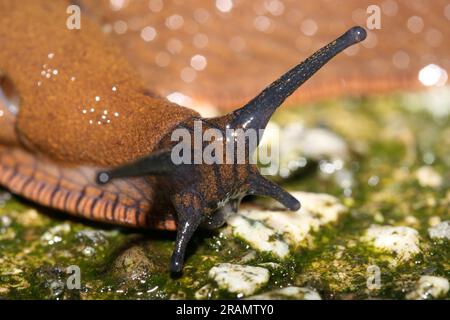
[97,26,367,273]
[170,191,206,273]
[247,174,300,211]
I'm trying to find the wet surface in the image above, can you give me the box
[0,90,449,299]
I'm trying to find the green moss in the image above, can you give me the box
[0,90,449,299]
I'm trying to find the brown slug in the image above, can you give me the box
[0,0,366,273]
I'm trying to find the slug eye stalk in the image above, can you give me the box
[229,26,367,133]
[96,26,367,274]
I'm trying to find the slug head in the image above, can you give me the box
[97,26,366,273]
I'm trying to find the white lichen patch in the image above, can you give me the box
[428,216,441,227]
[293,127,349,161]
[40,223,71,245]
[257,262,281,269]
[415,166,443,188]
[362,225,420,264]
[208,263,270,296]
[259,122,349,178]
[227,215,289,258]
[428,221,450,240]
[269,191,346,223]
[228,192,346,257]
[402,87,450,119]
[16,209,46,227]
[272,122,349,161]
[237,251,257,264]
[406,276,449,300]
[0,215,12,228]
[0,215,15,241]
[247,286,321,300]
[76,230,109,246]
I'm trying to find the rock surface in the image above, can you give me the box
[0,93,449,300]
[406,276,449,300]
[415,166,443,188]
[227,216,289,258]
[247,286,321,300]
[362,225,421,264]
[259,122,349,178]
[208,263,270,296]
[428,221,450,240]
[111,245,164,283]
[228,192,346,257]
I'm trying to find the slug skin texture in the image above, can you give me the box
[0,0,198,167]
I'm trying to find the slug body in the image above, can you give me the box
[0,0,366,272]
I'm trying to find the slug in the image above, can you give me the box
[0,1,366,273]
